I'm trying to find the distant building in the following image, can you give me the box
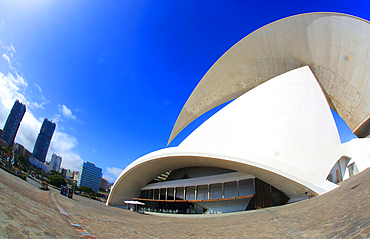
[29,156,49,172]
[73,171,79,182]
[48,153,62,172]
[15,143,32,159]
[77,162,102,193]
[0,138,9,148]
[107,182,114,192]
[1,100,26,148]
[99,177,108,192]
[65,169,74,179]
[32,119,56,163]
[60,168,67,178]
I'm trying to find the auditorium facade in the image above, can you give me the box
[107,13,370,214]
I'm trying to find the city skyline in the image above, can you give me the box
[0,1,367,182]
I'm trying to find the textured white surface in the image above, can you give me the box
[169,13,370,144]
[107,67,345,206]
[180,66,340,160]
[108,13,370,207]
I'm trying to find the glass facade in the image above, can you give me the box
[32,119,56,163]
[77,162,102,193]
[1,100,26,147]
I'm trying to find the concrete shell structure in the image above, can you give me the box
[168,12,370,144]
[107,13,370,213]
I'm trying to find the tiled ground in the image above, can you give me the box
[1,168,370,238]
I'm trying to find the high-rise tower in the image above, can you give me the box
[32,118,56,163]
[77,162,102,193]
[1,100,26,148]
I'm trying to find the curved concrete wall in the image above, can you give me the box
[107,66,343,206]
[107,145,341,206]
[169,13,370,144]
[180,66,340,160]
[107,13,370,208]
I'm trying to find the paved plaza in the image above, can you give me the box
[0,168,370,238]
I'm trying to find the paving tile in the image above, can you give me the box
[1,168,370,238]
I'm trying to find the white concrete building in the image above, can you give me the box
[48,153,62,173]
[107,12,370,214]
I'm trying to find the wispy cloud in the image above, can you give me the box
[58,104,77,120]
[29,100,47,109]
[51,114,62,123]
[103,174,115,183]
[103,167,123,182]
[107,167,123,177]
[0,39,83,171]
[2,53,13,69]
[48,132,83,171]
[34,83,42,92]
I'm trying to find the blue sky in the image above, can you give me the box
[0,1,366,182]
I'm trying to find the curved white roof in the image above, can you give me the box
[180,66,340,160]
[108,66,342,206]
[168,12,370,144]
[107,13,370,207]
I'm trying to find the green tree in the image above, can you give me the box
[49,174,66,188]
[1,147,13,167]
[17,155,30,169]
[0,145,6,160]
[49,170,62,176]
[79,186,94,195]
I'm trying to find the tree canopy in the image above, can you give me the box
[79,186,94,195]
[49,174,66,188]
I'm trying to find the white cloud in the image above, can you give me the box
[103,174,115,183]
[10,44,15,53]
[104,167,123,182]
[58,104,77,120]
[51,114,62,123]
[0,41,83,172]
[58,105,76,120]
[2,53,13,69]
[107,167,123,178]
[29,100,47,109]
[0,72,27,109]
[34,83,42,92]
[48,132,83,171]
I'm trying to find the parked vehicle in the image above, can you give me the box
[39,181,49,190]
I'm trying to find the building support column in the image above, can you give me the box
[165,188,168,201]
[195,186,197,200]
[174,187,176,201]
[237,180,240,197]
[158,188,161,200]
[184,187,186,200]
[253,178,256,195]
[222,182,224,199]
[207,184,210,200]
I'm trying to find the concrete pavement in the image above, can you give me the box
[1,167,370,238]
